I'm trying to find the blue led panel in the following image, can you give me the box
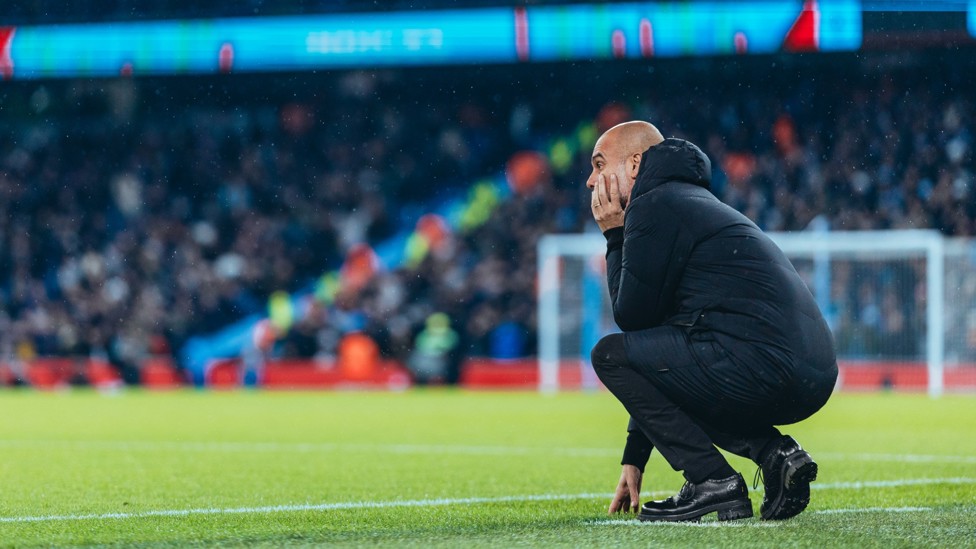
[0,2,863,80]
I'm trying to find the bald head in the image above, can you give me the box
[596,121,665,159]
[587,120,665,208]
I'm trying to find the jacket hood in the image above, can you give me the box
[632,138,712,199]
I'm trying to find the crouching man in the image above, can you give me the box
[586,121,837,522]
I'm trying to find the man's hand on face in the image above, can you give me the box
[591,173,626,232]
[608,464,643,515]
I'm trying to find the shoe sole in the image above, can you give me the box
[638,498,754,523]
[761,451,818,520]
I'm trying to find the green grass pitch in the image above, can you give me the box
[0,389,973,547]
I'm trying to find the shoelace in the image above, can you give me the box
[752,466,764,490]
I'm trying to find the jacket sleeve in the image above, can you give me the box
[621,416,653,472]
[604,193,690,331]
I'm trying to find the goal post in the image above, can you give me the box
[537,233,607,394]
[537,229,956,397]
[769,230,944,398]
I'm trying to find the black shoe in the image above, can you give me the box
[637,473,753,522]
[757,435,818,520]
[638,497,675,513]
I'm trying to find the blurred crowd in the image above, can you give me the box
[1,51,973,383]
[0,69,514,381]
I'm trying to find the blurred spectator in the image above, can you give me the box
[337,331,380,381]
[408,312,460,384]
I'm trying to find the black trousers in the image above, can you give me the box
[592,326,836,483]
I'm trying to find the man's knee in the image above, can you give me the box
[591,333,628,374]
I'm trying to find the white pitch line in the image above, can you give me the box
[814,506,932,515]
[820,452,976,465]
[0,493,611,524]
[0,440,619,458]
[0,478,972,525]
[588,519,778,528]
[0,440,973,464]
[589,506,935,527]
[812,477,976,490]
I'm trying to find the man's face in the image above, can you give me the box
[586,136,636,209]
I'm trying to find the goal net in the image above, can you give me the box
[537,230,976,396]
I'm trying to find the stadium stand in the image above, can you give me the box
[0,51,973,388]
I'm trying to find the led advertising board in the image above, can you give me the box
[0,2,862,79]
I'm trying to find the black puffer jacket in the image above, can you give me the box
[603,138,836,391]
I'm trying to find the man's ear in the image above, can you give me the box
[629,152,642,180]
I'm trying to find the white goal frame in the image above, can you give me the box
[537,230,946,397]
